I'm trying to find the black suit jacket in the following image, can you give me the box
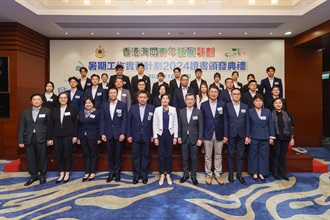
[41,93,58,109]
[260,77,283,99]
[241,92,255,109]
[209,82,224,92]
[173,87,196,111]
[131,75,151,94]
[190,79,207,95]
[132,91,153,106]
[77,78,92,91]
[50,106,78,138]
[151,81,169,98]
[109,75,131,90]
[242,84,262,94]
[219,89,232,103]
[234,82,243,91]
[169,79,180,97]
[178,107,204,145]
[18,107,52,145]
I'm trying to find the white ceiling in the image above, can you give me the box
[0,0,329,39]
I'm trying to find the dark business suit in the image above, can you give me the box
[78,109,101,174]
[18,107,51,179]
[77,78,92,91]
[173,87,196,111]
[242,84,262,94]
[233,82,243,91]
[84,86,107,110]
[50,106,78,172]
[151,81,169,98]
[209,82,224,93]
[153,96,162,108]
[248,108,275,175]
[132,91,153,106]
[264,96,287,111]
[190,79,207,94]
[41,93,58,109]
[241,91,256,109]
[169,78,180,97]
[127,104,155,180]
[218,89,232,103]
[65,89,84,113]
[100,100,127,175]
[224,102,250,174]
[131,75,151,94]
[260,77,283,99]
[109,74,131,90]
[178,107,204,178]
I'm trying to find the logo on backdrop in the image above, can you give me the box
[95,45,106,58]
[225,48,245,57]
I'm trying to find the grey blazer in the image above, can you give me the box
[178,107,204,145]
[119,88,132,110]
[18,107,52,145]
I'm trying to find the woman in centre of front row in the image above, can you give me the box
[77,97,101,182]
[153,93,178,186]
[248,94,275,183]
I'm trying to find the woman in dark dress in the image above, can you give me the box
[41,81,58,109]
[153,84,168,108]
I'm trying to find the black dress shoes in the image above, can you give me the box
[133,179,139,184]
[236,174,246,185]
[24,178,38,186]
[106,174,115,183]
[252,175,259,182]
[279,173,289,181]
[228,173,234,183]
[180,176,189,183]
[115,174,121,182]
[63,176,70,184]
[142,179,148,184]
[55,175,65,184]
[40,178,46,185]
[82,174,90,181]
[191,177,198,186]
[259,175,266,183]
[272,172,280,180]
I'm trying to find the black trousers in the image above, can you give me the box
[25,134,48,179]
[158,130,173,174]
[227,136,245,174]
[181,136,198,178]
[54,136,73,172]
[106,138,123,175]
[81,136,98,174]
[131,137,151,180]
[271,139,290,175]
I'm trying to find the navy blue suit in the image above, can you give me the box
[224,102,250,174]
[241,92,255,109]
[78,109,101,174]
[84,85,107,110]
[100,100,127,175]
[248,107,275,175]
[127,103,155,180]
[260,77,283,99]
[172,87,196,111]
[218,89,232,103]
[66,90,84,113]
[77,78,92,91]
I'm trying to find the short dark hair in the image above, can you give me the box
[266,66,276,72]
[271,85,281,91]
[231,88,241,94]
[45,81,54,90]
[137,63,145,68]
[247,74,255,80]
[137,79,146,85]
[101,73,108,78]
[57,92,71,107]
[180,74,189,80]
[209,84,219,92]
[248,80,257,86]
[108,87,118,93]
[68,76,79,83]
[253,93,264,102]
[195,68,202,73]
[137,90,148,97]
[161,93,170,100]
[115,64,124,70]
[173,67,181,72]
[232,71,239,76]
[214,72,221,79]
[79,67,88,73]
[158,84,168,93]
[272,97,284,108]
[91,74,100,79]
[115,77,124,82]
[158,72,165,77]
[30,93,42,100]
[83,97,95,106]
[225,78,233,83]
[185,92,195,99]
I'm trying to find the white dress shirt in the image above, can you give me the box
[45,93,53,101]
[268,77,274,88]
[249,90,256,98]
[80,78,87,89]
[209,100,217,118]
[233,102,240,117]
[109,100,117,120]
[60,106,66,124]
[91,86,98,99]
[139,104,146,122]
[70,88,77,101]
[117,88,122,101]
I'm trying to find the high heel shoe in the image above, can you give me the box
[166,174,173,185]
[89,173,96,181]
[252,174,258,182]
[56,172,65,184]
[258,174,266,183]
[159,174,165,186]
[82,173,90,181]
[63,173,70,184]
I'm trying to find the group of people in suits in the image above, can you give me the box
[18,64,294,187]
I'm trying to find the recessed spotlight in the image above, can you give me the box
[117,32,119,35]
[285,31,292,35]
[193,32,196,35]
[91,32,94,35]
[168,32,170,35]
[65,32,68,35]
[142,33,145,35]
[270,32,273,35]
[218,32,222,35]
[244,32,247,35]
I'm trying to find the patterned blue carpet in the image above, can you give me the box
[0,145,329,219]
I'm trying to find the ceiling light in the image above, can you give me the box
[142,33,145,35]
[285,31,292,35]
[117,32,119,35]
[83,0,90,6]
[218,32,221,35]
[168,32,170,35]
[193,32,196,35]
[65,32,68,35]
[270,32,273,35]
[244,32,247,35]
[91,32,94,35]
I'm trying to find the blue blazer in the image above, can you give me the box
[224,102,250,138]
[218,89,232,103]
[78,109,101,140]
[248,107,275,140]
[172,87,196,110]
[100,101,127,139]
[200,100,226,141]
[65,89,84,113]
[77,78,92,91]
[127,104,155,143]
[84,85,107,110]
[260,77,283,99]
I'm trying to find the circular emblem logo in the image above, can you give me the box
[95,45,105,58]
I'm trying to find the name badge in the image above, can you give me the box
[49,99,53,102]
[97,92,102,96]
[169,112,173,116]
[122,93,127,97]
[148,112,153,116]
[87,83,91,86]
[90,114,95,118]
[64,112,71,116]
[75,95,80,99]
[241,109,246,113]
[123,81,127,84]
[39,114,46,118]
[260,116,266,120]
[274,82,279,85]
[193,116,198,120]
[116,109,122,113]
[217,107,223,111]
[219,88,223,90]
[237,86,241,89]
[256,88,259,91]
